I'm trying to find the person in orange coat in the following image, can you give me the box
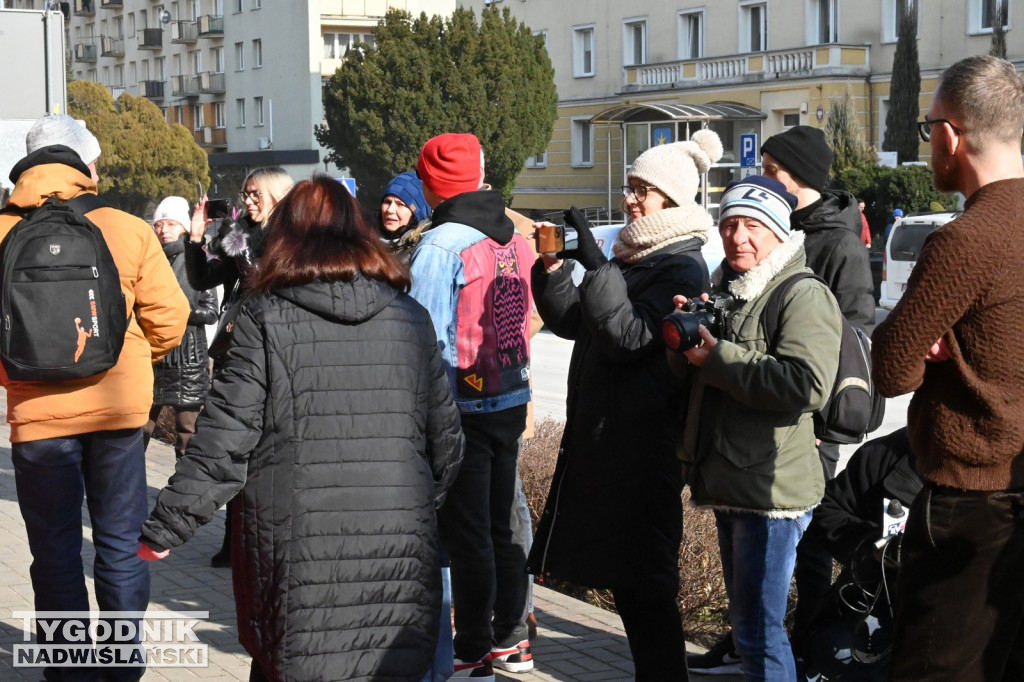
[1,115,189,682]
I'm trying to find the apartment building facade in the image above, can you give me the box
[458,0,1015,218]
[6,0,453,194]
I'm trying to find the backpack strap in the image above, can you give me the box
[759,271,822,353]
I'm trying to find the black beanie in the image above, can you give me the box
[760,125,834,192]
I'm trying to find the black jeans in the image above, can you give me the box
[889,484,1024,681]
[792,441,839,662]
[612,583,689,681]
[438,405,528,662]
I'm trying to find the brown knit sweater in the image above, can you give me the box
[872,178,1024,491]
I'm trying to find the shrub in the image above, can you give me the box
[520,418,729,647]
[833,162,959,238]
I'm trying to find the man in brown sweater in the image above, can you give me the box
[872,55,1024,681]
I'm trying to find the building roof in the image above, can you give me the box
[590,101,767,124]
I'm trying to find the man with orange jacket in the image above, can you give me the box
[1,115,189,682]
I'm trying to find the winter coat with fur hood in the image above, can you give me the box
[676,233,843,515]
[141,274,465,682]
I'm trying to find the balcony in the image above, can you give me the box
[622,44,871,93]
[57,2,71,19]
[170,74,200,97]
[141,80,165,100]
[73,0,94,16]
[100,35,124,57]
[171,20,198,43]
[99,0,122,7]
[194,126,228,148]
[74,41,97,63]
[109,86,126,99]
[137,28,162,50]
[197,15,224,37]
[199,71,226,94]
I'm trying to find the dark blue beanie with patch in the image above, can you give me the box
[381,172,430,224]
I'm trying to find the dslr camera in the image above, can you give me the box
[662,294,734,352]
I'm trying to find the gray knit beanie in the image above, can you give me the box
[628,129,724,207]
[25,114,102,166]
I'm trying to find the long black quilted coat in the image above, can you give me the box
[152,239,219,407]
[141,275,465,682]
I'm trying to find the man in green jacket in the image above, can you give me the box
[669,176,841,681]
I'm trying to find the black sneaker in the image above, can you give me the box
[687,634,742,676]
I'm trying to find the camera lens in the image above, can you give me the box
[662,311,707,352]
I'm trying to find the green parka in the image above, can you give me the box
[677,233,842,515]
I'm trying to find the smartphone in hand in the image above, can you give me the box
[205,199,232,221]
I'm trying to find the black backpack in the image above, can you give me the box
[761,272,885,445]
[0,194,127,381]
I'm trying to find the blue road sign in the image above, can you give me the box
[741,134,757,167]
[336,177,357,196]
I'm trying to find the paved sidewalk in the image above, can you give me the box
[0,388,730,682]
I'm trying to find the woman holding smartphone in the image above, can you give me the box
[185,165,293,567]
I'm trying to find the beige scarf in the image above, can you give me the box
[612,204,712,263]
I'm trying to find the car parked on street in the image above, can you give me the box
[879,211,960,310]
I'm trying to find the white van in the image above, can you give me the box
[880,212,959,310]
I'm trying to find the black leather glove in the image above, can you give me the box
[560,206,608,271]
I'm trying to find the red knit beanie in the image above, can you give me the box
[417,133,484,200]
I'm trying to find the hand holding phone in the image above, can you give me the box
[205,199,232,221]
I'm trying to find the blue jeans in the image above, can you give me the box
[438,406,528,662]
[421,565,454,682]
[715,510,812,682]
[13,428,151,682]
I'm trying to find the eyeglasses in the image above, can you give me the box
[239,189,262,202]
[918,117,965,142]
[620,184,658,202]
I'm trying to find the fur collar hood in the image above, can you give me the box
[711,231,806,301]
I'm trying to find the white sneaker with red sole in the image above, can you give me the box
[488,640,534,673]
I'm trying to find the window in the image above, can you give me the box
[128,62,136,86]
[156,56,166,81]
[172,54,181,77]
[623,19,647,67]
[982,0,1008,28]
[235,42,245,70]
[113,64,123,87]
[882,0,919,41]
[212,46,224,73]
[190,50,202,75]
[572,25,595,78]
[254,96,264,126]
[193,104,204,130]
[140,61,150,81]
[214,101,226,128]
[969,0,1010,33]
[113,16,123,39]
[128,13,136,38]
[236,98,246,126]
[253,39,262,67]
[234,0,242,12]
[254,0,261,9]
[571,117,594,167]
[139,10,147,29]
[809,0,838,44]
[741,2,767,52]
[525,150,547,169]
[783,112,801,127]
[678,10,704,59]
[534,29,548,48]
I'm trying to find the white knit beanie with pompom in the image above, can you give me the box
[628,129,724,207]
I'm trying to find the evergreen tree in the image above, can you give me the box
[68,80,210,216]
[989,0,1007,58]
[825,90,875,179]
[882,0,921,164]
[316,6,557,205]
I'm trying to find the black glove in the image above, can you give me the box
[560,206,608,271]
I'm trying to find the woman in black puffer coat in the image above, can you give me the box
[527,131,723,681]
[139,177,465,682]
[143,196,219,459]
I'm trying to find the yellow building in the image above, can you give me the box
[459,0,1014,219]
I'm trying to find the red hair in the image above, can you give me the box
[251,176,411,293]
